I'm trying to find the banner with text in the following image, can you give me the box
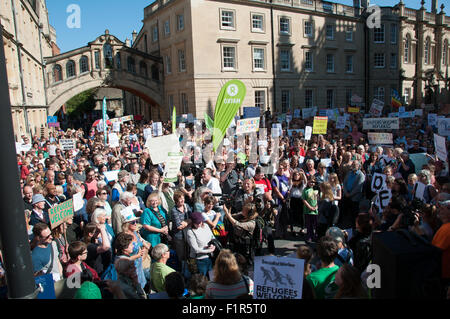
[368,132,393,145]
[236,117,260,135]
[363,118,399,130]
[313,117,328,135]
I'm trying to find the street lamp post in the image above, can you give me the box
[0,24,39,299]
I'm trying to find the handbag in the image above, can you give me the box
[184,229,198,275]
[212,220,228,238]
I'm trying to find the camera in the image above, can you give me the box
[215,193,233,208]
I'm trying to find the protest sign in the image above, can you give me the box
[143,128,152,141]
[434,134,448,162]
[414,109,423,117]
[59,139,76,151]
[302,107,317,119]
[108,133,120,148]
[253,255,304,299]
[351,94,363,104]
[178,123,186,129]
[287,129,305,137]
[399,111,415,118]
[73,192,84,212]
[48,122,60,128]
[371,173,391,212]
[277,114,286,123]
[428,113,437,127]
[368,132,393,145]
[414,182,427,202]
[145,134,181,164]
[243,107,260,119]
[347,107,360,113]
[363,118,399,130]
[326,109,339,121]
[313,117,328,135]
[272,123,282,138]
[236,118,260,135]
[164,152,184,183]
[152,122,163,136]
[47,116,57,124]
[437,118,450,136]
[49,199,74,229]
[104,170,120,182]
[336,116,346,129]
[293,109,301,118]
[369,99,384,117]
[305,126,312,141]
[409,153,430,174]
[388,112,399,118]
[112,122,121,132]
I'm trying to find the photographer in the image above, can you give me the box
[220,162,243,197]
[224,203,257,263]
[233,178,257,214]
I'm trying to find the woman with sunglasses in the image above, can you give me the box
[121,210,151,290]
[96,188,112,221]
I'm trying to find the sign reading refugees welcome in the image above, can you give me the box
[49,199,74,229]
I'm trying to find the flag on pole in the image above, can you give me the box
[102,97,107,145]
[172,107,176,133]
[205,113,214,131]
[391,89,402,108]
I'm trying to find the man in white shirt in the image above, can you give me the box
[201,168,222,195]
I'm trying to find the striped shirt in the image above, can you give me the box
[205,276,253,299]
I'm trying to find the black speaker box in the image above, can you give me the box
[372,230,442,299]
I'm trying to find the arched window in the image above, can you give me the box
[127,57,136,73]
[79,56,89,73]
[103,43,113,69]
[443,39,448,66]
[53,64,63,83]
[140,61,148,77]
[66,60,76,78]
[424,37,430,65]
[151,64,159,81]
[404,35,410,63]
[116,52,121,69]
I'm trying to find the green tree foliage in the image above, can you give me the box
[66,89,97,119]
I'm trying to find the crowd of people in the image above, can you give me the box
[0,107,449,299]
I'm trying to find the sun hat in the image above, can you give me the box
[74,281,102,299]
[120,206,139,223]
[31,194,46,205]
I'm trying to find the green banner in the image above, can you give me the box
[172,107,176,134]
[205,113,214,131]
[49,199,74,229]
[212,80,246,152]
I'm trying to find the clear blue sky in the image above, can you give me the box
[46,0,429,54]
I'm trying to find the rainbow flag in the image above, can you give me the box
[391,90,402,108]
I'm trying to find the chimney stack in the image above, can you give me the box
[132,30,137,44]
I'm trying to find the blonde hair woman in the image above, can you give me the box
[141,192,169,248]
[318,182,337,238]
[205,249,253,299]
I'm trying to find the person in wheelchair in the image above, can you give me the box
[223,202,258,265]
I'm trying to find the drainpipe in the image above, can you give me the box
[270,1,276,114]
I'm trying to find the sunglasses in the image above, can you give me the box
[129,220,138,225]
[42,234,52,240]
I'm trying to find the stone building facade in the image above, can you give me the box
[1,0,58,140]
[126,0,449,121]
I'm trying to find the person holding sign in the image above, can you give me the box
[31,223,64,281]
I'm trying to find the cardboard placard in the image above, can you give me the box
[236,117,260,135]
[145,134,181,164]
[59,139,76,151]
[49,199,74,229]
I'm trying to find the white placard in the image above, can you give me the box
[414,109,423,117]
[305,126,312,141]
[414,182,427,202]
[368,132,393,145]
[108,133,120,148]
[371,173,387,193]
[144,128,152,141]
[253,256,304,299]
[152,122,163,136]
[104,170,120,182]
[145,134,181,164]
[428,114,438,127]
[434,134,448,162]
[369,99,384,117]
[271,124,282,138]
[163,152,184,183]
[113,122,121,132]
[73,192,84,211]
[299,156,305,164]
[437,118,450,137]
[371,173,391,212]
[236,118,260,135]
[363,118,399,130]
[59,139,76,151]
[179,123,186,129]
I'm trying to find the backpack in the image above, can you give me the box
[252,216,266,250]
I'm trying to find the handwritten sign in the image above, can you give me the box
[369,99,384,117]
[434,134,448,162]
[368,132,393,145]
[49,199,74,229]
[363,118,399,130]
[437,118,450,136]
[59,139,76,151]
[236,118,260,135]
[313,117,328,135]
[163,152,184,183]
[108,133,120,148]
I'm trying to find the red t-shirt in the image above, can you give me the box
[85,180,98,201]
[254,178,272,194]
[64,261,101,282]
[290,147,306,158]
